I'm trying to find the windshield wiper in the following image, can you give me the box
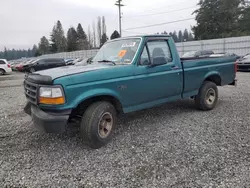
[98,60,116,65]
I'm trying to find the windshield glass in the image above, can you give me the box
[182,51,196,57]
[243,54,250,59]
[92,38,141,64]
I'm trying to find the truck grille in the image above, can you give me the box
[24,80,38,104]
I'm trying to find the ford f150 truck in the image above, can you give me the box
[24,35,237,148]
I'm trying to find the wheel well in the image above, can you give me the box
[0,68,5,72]
[205,74,221,86]
[71,95,123,118]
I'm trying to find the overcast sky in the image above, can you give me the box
[0,0,198,50]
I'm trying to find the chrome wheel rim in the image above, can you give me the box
[205,88,216,105]
[98,112,113,138]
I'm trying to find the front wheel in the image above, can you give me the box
[195,81,218,111]
[80,101,117,149]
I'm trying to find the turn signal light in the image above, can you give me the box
[39,97,65,105]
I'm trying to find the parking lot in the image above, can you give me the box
[0,72,249,187]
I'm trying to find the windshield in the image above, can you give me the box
[92,38,141,64]
[182,51,197,57]
[243,54,250,59]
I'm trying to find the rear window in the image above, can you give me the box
[0,60,7,64]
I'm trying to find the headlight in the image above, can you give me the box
[39,86,65,105]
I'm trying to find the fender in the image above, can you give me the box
[71,88,123,108]
[203,71,222,85]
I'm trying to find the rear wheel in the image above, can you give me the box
[195,81,218,111]
[0,69,5,75]
[80,101,117,149]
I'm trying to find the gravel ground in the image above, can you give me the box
[0,72,249,187]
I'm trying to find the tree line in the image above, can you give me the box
[156,29,194,42]
[37,16,120,56]
[0,46,38,60]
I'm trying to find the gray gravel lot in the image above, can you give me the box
[0,72,249,187]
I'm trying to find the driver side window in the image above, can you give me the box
[139,47,150,66]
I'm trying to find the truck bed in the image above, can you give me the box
[180,56,237,98]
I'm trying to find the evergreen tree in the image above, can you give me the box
[100,33,108,47]
[67,27,78,52]
[178,30,183,42]
[50,20,67,52]
[183,29,189,41]
[110,30,120,40]
[32,45,38,56]
[76,23,88,50]
[28,49,32,57]
[192,0,244,39]
[239,5,250,35]
[4,47,8,59]
[38,36,50,55]
[188,32,194,41]
[172,31,178,42]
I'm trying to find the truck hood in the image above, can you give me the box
[36,64,112,80]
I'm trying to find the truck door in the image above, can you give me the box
[132,39,183,105]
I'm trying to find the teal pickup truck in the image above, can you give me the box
[24,35,237,148]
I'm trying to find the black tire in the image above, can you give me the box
[195,81,218,111]
[80,101,117,149]
[0,69,5,75]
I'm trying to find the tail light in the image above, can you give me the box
[235,61,238,73]
[7,64,11,68]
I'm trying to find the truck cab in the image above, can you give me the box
[24,35,237,149]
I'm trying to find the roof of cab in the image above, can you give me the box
[109,34,170,42]
[130,34,170,38]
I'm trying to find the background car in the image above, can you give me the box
[237,54,250,71]
[65,58,75,66]
[74,57,93,66]
[10,61,21,71]
[24,58,67,73]
[0,59,12,75]
[71,58,83,65]
[182,50,214,58]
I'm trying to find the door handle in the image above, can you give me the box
[171,66,179,70]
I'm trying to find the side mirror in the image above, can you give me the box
[149,56,167,67]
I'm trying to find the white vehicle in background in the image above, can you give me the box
[0,59,12,75]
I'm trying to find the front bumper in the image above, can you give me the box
[24,102,70,133]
